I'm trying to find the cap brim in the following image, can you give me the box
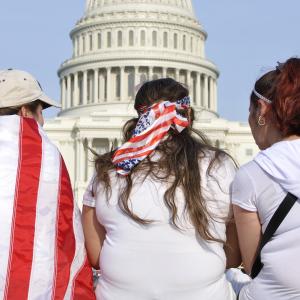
[39,93,61,109]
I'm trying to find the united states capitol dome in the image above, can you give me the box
[58,0,219,119]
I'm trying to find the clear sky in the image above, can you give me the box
[0,1,299,121]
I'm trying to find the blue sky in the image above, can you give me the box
[0,1,299,121]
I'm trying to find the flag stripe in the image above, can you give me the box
[128,114,175,143]
[72,256,96,300]
[4,118,42,300]
[113,128,169,157]
[0,116,21,300]
[27,127,61,299]
[114,148,155,164]
[51,158,76,300]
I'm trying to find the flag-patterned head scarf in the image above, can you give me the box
[112,96,191,175]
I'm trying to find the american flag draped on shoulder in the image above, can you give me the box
[112,97,191,175]
[0,116,95,300]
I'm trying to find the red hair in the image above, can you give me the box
[251,58,300,136]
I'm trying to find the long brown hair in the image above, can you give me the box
[94,78,231,243]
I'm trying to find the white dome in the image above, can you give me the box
[85,0,195,18]
[58,0,219,119]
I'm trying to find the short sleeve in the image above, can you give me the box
[231,165,257,212]
[204,155,237,221]
[82,175,97,208]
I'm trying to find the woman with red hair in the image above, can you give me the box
[232,58,300,299]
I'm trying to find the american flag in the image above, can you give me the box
[112,98,190,175]
[0,116,95,300]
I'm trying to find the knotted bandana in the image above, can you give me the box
[112,97,191,175]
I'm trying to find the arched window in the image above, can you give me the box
[98,33,101,49]
[152,31,157,47]
[118,30,122,47]
[82,35,86,53]
[174,33,178,49]
[107,31,111,48]
[89,34,93,51]
[129,30,134,46]
[140,30,146,46]
[183,35,186,50]
[190,36,194,52]
[116,73,120,98]
[163,32,168,48]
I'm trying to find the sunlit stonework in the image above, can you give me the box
[45,0,258,203]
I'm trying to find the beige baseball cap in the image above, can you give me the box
[0,69,61,109]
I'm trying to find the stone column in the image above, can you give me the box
[209,77,214,110]
[106,67,112,102]
[67,75,72,108]
[94,68,99,103]
[162,67,167,78]
[203,74,208,109]
[175,69,180,81]
[134,66,139,87]
[74,72,79,106]
[87,138,94,180]
[75,138,81,182]
[108,138,114,150]
[186,70,191,89]
[81,138,87,182]
[83,70,88,105]
[149,67,153,81]
[117,139,122,147]
[120,66,126,101]
[75,137,86,183]
[61,77,66,110]
[214,79,218,112]
[196,72,201,107]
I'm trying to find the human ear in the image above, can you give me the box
[256,100,269,117]
[19,106,33,118]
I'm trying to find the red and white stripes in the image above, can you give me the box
[112,99,190,175]
[0,116,95,300]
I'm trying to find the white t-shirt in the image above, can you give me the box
[232,161,300,300]
[84,152,236,300]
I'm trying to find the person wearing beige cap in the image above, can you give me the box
[0,69,96,300]
[0,69,61,125]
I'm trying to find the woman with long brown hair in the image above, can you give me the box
[82,78,241,299]
[232,58,300,299]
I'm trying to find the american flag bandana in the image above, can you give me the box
[112,97,191,175]
[0,116,95,300]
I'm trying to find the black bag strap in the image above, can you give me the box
[251,192,298,279]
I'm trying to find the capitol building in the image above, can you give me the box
[45,0,258,202]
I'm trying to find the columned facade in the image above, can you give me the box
[60,67,217,111]
[46,0,258,205]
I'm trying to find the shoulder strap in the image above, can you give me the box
[251,192,298,279]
